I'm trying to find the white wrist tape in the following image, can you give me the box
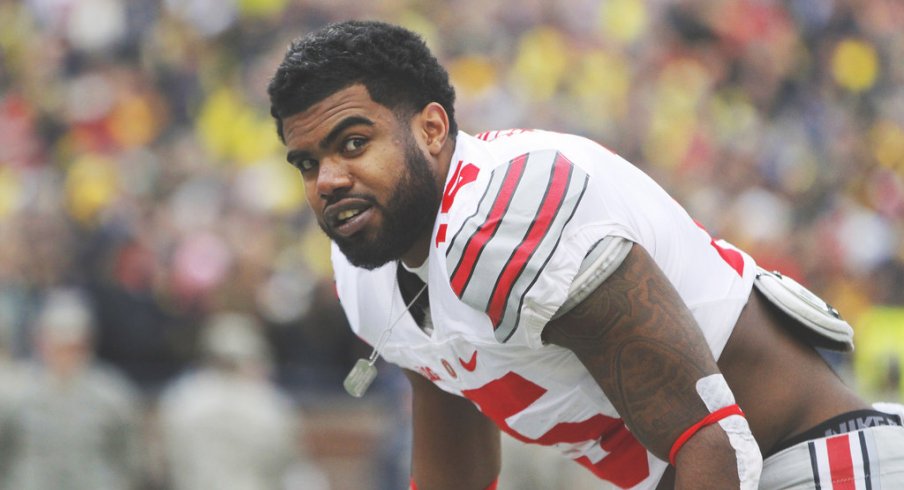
[696,374,762,490]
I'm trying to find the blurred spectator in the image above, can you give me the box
[854,305,904,402]
[0,292,28,482]
[158,312,329,490]
[0,288,145,490]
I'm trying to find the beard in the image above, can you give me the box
[322,135,442,270]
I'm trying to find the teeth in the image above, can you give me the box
[337,209,362,222]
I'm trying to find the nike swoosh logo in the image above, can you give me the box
[459,351,478,372]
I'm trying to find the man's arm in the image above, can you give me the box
[404,368,501,490]
[542,243,752,488]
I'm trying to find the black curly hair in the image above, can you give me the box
[268,20,457,143]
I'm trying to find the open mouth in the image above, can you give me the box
[336,207,366,224]
[324,200,375,238]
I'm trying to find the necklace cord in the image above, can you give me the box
[368,283,427,364]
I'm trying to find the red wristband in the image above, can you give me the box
[410,476,498,490]
[668,404,744,466]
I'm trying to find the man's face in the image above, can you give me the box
[281,85,442,269]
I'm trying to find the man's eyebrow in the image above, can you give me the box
[286,148,311,166]
[285,116,375,166]
[320,115,375,150]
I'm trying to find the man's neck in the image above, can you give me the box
[401,234,432,269]
[400,136,456,269]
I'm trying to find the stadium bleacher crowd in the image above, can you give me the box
[0,1,902,488]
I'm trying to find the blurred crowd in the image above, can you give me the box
[0,0,902,489]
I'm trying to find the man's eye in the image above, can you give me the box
[342,137,366,153]
[297,159,317,172]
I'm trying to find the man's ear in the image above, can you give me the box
[416,102,450,157]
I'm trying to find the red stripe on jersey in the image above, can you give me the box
[449,154,528,296]
[826,434,855,489]
[486,155,572,326]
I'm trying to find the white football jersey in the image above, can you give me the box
[333,130,757,489]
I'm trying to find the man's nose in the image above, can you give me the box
[316,158,353,199]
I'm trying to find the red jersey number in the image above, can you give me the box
[462,372,650,487]
[436,160,479,246]
[694,221,744,277]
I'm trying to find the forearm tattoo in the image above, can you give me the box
[543,245,719,457]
